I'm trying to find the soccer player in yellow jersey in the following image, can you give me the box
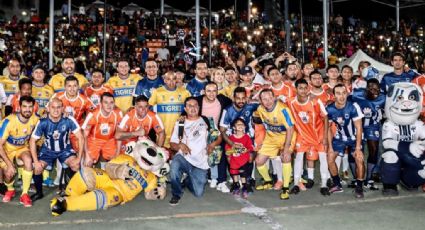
[48,55,89,93]
[0,96,39,207]
[31,66,54,116]
[149,71,190,148]
[253,89,295,200]
[106,60,142,113]
[0,58,26,97]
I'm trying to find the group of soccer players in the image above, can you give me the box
[0,50,422,208]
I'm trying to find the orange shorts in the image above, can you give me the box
[295,138,325,161]
[87,138,118,162]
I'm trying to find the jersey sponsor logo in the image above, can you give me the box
[298,111,309,123]
[157,104,183,113]
[7,135,30,146]
[52,130,60,140]
[128,167,148,189]
[90,94,100,106]
[264,123,287,132]
[113,88,134,97]
[100,123,110,135]
[363,107,372,118]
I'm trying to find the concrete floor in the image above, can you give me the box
[0,181,424,230]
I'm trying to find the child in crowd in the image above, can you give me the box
[225,118,254,198]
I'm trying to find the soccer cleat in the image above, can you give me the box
[20,194,32,207]
[31,192,44,202]
[169,196,180,206]
[326,178,334,188]
[329,185,343,193]
[354,187,364,198]
[305,179,315,189]
[273,180,283,190]
[320,187,331,196]
[43,178,55,188]
[255,181,273,191]
[51,197,67,216]
[241,187,249,199]
[364,180,379,191]
[2,190,16,202]
[289,185,300,194]
[280,188,290,200]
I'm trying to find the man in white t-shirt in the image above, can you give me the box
[156,43,170,61]
[169,97,210,205]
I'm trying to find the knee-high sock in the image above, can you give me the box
[54,160,63,183]
[257,164,271,182]
[335,156,342,172]
[33,174,43,194]
[366,163,376,181]
[21,170,33,195]
[319,152,329,187]
[43,170,49,180]
[342,154,349,172]
[307,168,314,180]
[282,163,292,188]
[246,162,254,180]
[271,158,283,182]
[5,181,14,191]
[17,167,23,179]
[294,153,305,185]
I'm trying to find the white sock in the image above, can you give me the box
[335,155,342,172]
[342,154,349,172]
[319,152,329,187]
[293,152,304,185]
[271,157,283,182]
[54,159,63,183]
[307,168,314,180]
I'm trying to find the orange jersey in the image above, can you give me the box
[412,75,425,119]
[269,82,296,102]
[6,93,39,115]
[82,108,123,140]
[84,85,114,107]
[118,109,164,143]
[310,88,333,104]
[52,92,95,124]
[289,97,327,148]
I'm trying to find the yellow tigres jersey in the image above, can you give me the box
[0,114,39,153]
[0,75,26,97]
[253,101,295,139]
[48,73,89,93]
[110,154,157,202]
[32,84,54,113]
[105,74,142,113]
[223,85,237,99]
[148,86,190,148]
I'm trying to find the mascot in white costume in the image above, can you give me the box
[381,82,425,195]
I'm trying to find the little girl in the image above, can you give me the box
[225,118,254,198]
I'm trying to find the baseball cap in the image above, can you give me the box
[239,66,253,75]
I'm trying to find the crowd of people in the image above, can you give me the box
[0,6,424,215]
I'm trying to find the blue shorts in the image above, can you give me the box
[332,139,356,157]
[363,127,380,141]
[39,148,75,170]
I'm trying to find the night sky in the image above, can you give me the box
[51,0,425,22]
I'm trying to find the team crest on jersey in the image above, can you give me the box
[344,113,349,119]
[298,111,309,123]
[100,123,110,135]
[178,95,182,101]
[363,107,372,117]
[53,130,60,140]
[61,125,67,131]
[130,80,135,85]
[170,97,174,102]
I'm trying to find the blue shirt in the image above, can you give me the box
[186,77,208,97]
[220,103,259,137]
[133,76,164,99]
[326,102,364,142]
[380,70,417,93]
[32,116,80,152]
[352,89,386,130]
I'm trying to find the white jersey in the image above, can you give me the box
[170,117,209,170]
[382,120,425,142]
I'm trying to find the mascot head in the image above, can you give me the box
[125,137,170,177]
[385,82,423,125]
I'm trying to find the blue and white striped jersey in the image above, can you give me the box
[326,102,364,142]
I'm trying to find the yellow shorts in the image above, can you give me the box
[258,136,286,157]
[0,147,29,168]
